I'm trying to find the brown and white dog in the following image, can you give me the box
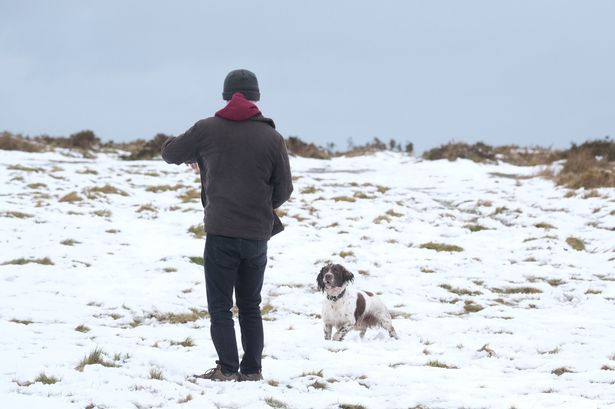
[317,264,398,341]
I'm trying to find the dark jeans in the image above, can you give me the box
[204,234,267,374]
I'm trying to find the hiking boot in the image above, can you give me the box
[194,365,238,382]
[238,371,263,382]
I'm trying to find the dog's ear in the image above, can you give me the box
[316,266,327,292]
[340,265,354,284]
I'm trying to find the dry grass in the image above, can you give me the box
[34,373,60,384]
[439,284,482,296]
[264,397,289,408]
[2,257,54,265]
[75,347,117,372]
[551,367,573,376]
[189,256,204,266]
[0,132,45,152]
[188,224,205,239]
[534,222,556,229]
[178,395,193,404]
[332,195,356,203]
[425,360,457,369]
[179,188,200,202]
[492,287,542,294]
[1,211,33,218]
[566,237,586,251]
[10,319,33,325]
[463,300,484,313]
[170,337,195,347]
[88,184,128,196]
[149,368,164,380]
[136,204,157,213]
[7,164,45,172]
[92,209,112,218]
[75,324,90,333]
[419,242,464,252]
[339,250,355,258]
[146,308,209,324]
[59,192,83,203]
[145,184,187,193]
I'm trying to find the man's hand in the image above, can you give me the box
[186,162,199,172]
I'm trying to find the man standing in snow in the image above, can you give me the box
[160,69,293,381]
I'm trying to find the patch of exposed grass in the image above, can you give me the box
[339,250,355,258]
[425,360,457,369]
[170,337,195,347]
[551,367,573,376]
[262,303,275,316]
[189,256,204,266]
[163,267,177,273]
[10,319,33,325]
[75,347,117,372]
[385,209,403,217]
[372,214,391,224]
[332,196,356,203]
[145,184,187,193]
[26,182,47,189]
[546,278,565,287]
[92,209,112,218]
[149,368,164,380]
[463,300,484,313]
[59,192,83,203]
[376,185,390,193]
[105,229,120,234]
[339,405,366,409]
[309,380,328,390]
[492,286,542,294]
[88,184,128,196]
[419,242,463,252]
[301,369,323,377]
[585,289,601,295]
[179,188,200,202]
[439,284,482,296]
[188,224,205,239]
[1,211,34,218]
[465,224,488,232]
[136,204,157,213]
[7,164,44,172]
[566,237,586,251]
[300,186,319,194]
[61,239,80,246]
[75,324,90,333]
[264,397,288,408]
[535,222,556,229]
[147,308,209,324]
[77,169,98,175]
[353,191,375,199]
[2,257,54,266]
[601,365,614,371]
[34,373,60,385]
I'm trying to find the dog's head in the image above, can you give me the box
[317,264,354,292]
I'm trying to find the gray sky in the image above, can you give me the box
[1,1,614,152]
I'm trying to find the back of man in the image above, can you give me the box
[160,69,293,382]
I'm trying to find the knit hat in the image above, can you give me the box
[222,69,260,101]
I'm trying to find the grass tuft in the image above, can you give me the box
[75,347,117,372]
[1,211,33,218]
[264,397,288,408]
[566,237,586,251]
[419,242,463,252]
[88,184,128,196]
[189,256,204,266]
[34,373,60,384]
[59,192,83,203]
[551,367,573,376]
[188,224,205,239]
[2,257,54,266]
[170,337,195,347]
[149,368,164,380]
[491,287,542,294]
[425,360,458,369]
[61,239,80,246]
[75,324,90,333]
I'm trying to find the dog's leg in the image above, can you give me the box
[332,324,353,341]
[382,319,398,339]
[324,323,333,340]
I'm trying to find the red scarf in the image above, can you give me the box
[215,92,261,121]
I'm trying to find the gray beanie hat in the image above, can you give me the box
[222,69,260,101]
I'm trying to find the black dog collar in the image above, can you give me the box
[326,288,346,302]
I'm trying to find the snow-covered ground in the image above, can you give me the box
[1,149,614,409]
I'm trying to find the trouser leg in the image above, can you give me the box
[204,235,240,373]
[235,239,267,374]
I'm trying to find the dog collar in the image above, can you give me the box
[326,288,346,302]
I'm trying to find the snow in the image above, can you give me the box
[1,149,614,409]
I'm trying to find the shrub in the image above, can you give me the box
[122,133,170,160]
[285,136,330,159]
[0,132,44,152]
[68,130,100,150]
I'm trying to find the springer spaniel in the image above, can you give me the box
[317,264,398,341]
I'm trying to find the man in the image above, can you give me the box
[160,69,293,381]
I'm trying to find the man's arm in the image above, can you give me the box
[271,136,293,209]
[160,122,201,165]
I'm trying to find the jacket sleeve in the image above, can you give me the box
[160,122,201,165]
[271,136,293,209]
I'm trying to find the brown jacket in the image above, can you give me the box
[161,114,293,240]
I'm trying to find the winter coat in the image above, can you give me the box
[161,93,293,240]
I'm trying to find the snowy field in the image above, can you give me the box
[1,149,614,409]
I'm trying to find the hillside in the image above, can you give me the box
[1,149,614,409]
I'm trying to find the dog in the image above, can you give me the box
[316,263,398,341]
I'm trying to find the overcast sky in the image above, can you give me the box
[1,1,613,152]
